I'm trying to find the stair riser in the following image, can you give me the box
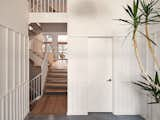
[48,71,67,73]
[47,75,67,78]
[45,92,67,95]
[46,86,67,89]
[47,78,67,80]
[47,81,67,84]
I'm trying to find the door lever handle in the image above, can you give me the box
[107,78,112,82]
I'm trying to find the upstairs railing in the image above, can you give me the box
[30,52,48,105]
[29,0,67,13]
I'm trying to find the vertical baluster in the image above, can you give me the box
[34,78,36,100]
[32,80,34,101]
[33,79,35,101]
[29,0,31,12]
[30,81,34,102]
[53,0,55,12]
[38,78,41,96]
[40,75,42,95]
[41,0,42,12]
[55,0,57,12]
[37,0,39,12]
[36,77,37,98]
[61,0,64,12]
[48,0,50,12]
[31,0,32,12]
[51,0,53,12]
[64,0,67,12]
[57,0,59,12]
[33,0,34,12]
[60,0,61,12]
[44,0,46,12]
[39,76,40,96]
[40,0,42,12]
[41,74,43,95]
[30,80,32,102]
[38,76,40,96]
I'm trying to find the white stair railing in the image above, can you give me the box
[29,0,67,13]
[41,52,48,94]
[30,52,48,104]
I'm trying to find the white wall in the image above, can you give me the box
[0,0,28,34]
[112,36,147,115]
[29,13,68,23]
[0,0,29,120]
[67,0,144,116]
[68,0,131,36]
[68,36,88,115]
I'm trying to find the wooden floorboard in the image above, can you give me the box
[31,95,67,115]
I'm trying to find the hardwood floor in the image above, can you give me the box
[31,95,67,115]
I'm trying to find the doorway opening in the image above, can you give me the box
[29,23,68,115]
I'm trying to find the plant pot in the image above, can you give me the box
[150,103,160,120]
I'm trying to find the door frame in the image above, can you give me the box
[67,35,114,115]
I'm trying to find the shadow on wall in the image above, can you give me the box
[73,0,98,17]
[72,0,112,18]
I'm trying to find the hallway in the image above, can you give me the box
[30,60,68,115]
[28,113,144,120]
[31,95,67,115]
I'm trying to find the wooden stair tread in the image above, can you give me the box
[47,74,67,78]
[47,80,67,83]
[48,73,67,75]
[47,77,66,80]
[46,83,67,87]
[45,89,67,93]
[49,69,67,73]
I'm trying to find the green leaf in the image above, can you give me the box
[155,72,160,85]
[138,31,158,46]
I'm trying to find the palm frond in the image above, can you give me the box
[114,19,133,25]
[138,31,158,46]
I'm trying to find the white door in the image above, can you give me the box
[88,37,112,112]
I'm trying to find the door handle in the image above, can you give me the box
[106,78,112,82]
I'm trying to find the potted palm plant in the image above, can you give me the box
[133,72,160,104]
[117,0,146,74]
[140,0,160,69]
[117,0,160,119]
[133,71,160,120]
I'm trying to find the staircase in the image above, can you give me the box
[44,68,67,95]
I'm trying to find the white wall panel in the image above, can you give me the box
[67,36,88,115]
[112,36,146,115]
[0,25,29,120]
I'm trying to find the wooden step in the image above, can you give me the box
[45,89,67,95]
[47,73,67,78]
[49,69,67,73]
[48,73,67,76]
[47,79,67,84]
[47,77,67,81]
[45,83,67,89]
